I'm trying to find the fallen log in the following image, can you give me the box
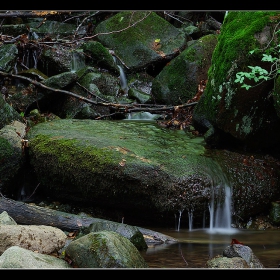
[0,196,178,244]
[0,196,103,231]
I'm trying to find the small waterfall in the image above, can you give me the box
[71,51,85,72]
[32,49,38,69]
[125,111,159,121]
[188,208,193,231]
[117,65,128,95]
[177,209,184,231]
[208,182,237,234]
[111,53,129,95]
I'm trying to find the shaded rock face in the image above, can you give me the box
[0,94,24,130]
[192,11,280,154]
[0,44,18,72]
[269,202,280,226]
[0,121,26,187]
[205,148,280,221]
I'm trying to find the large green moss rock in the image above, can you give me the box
[94,11,186,70]
[152,34,218,105]
[193,11,280,151]
[65,230,149,268]
[79,220,147,251]
[25,119,280,226]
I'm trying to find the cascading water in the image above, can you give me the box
[177,210,184,231]
[174,159,238,234]
[188,208,194,231]
[117,65,128,95]
[207,182,237,234]
[71,51,85,72]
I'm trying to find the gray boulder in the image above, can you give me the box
[0,246,71,269]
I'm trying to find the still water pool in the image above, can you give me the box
[140,227,280,269]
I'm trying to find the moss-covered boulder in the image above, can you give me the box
[26,118,212,224]
[79,220,147,251]
[65,230,149,268]
[152,33,218,105]
[94,11,186,71]
[0,95,24,129]
[43,71,79,89]
[193,11,280,152]
[25,119,280,226]
[0,44,18,72]
[0,120,26,188]
[81,41,119,74]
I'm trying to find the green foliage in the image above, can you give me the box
[234,28,280,90]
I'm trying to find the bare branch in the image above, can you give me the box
[0,71,197,117]
[73,11,152,43]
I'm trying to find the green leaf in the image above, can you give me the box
[262,54,277,62]
[241,84,251,90]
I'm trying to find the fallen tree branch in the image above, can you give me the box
[0,71,197,115]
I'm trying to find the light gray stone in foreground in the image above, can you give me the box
[0,211,17,225]
[0,246,71,269]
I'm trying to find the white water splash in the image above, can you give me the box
[188,208,194,231]
[177,209,184,231]
[71,52,85,72]
[207,183,238,234]
[117,65,128,95]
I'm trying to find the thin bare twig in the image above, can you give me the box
[25,183,40,201]
[180,248,188,266]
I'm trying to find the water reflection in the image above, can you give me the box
[140,228,280,269]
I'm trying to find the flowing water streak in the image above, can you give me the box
[208,182,235,233]
[177,210,184,231]
[188,208,194,231]
[71,51,85,72]
[117,65,128,95]
[33,50,38,69]
[202,158,238,234]
[112,54,129,95]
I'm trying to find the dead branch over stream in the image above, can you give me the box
[0,71,197,115]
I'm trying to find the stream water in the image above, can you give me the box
[139,227,280,269]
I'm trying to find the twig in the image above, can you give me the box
[73,11,152,43]
[0,71,197,116]
[180,248,188,266]
[73,11,100,37]
[25,183,40,201]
